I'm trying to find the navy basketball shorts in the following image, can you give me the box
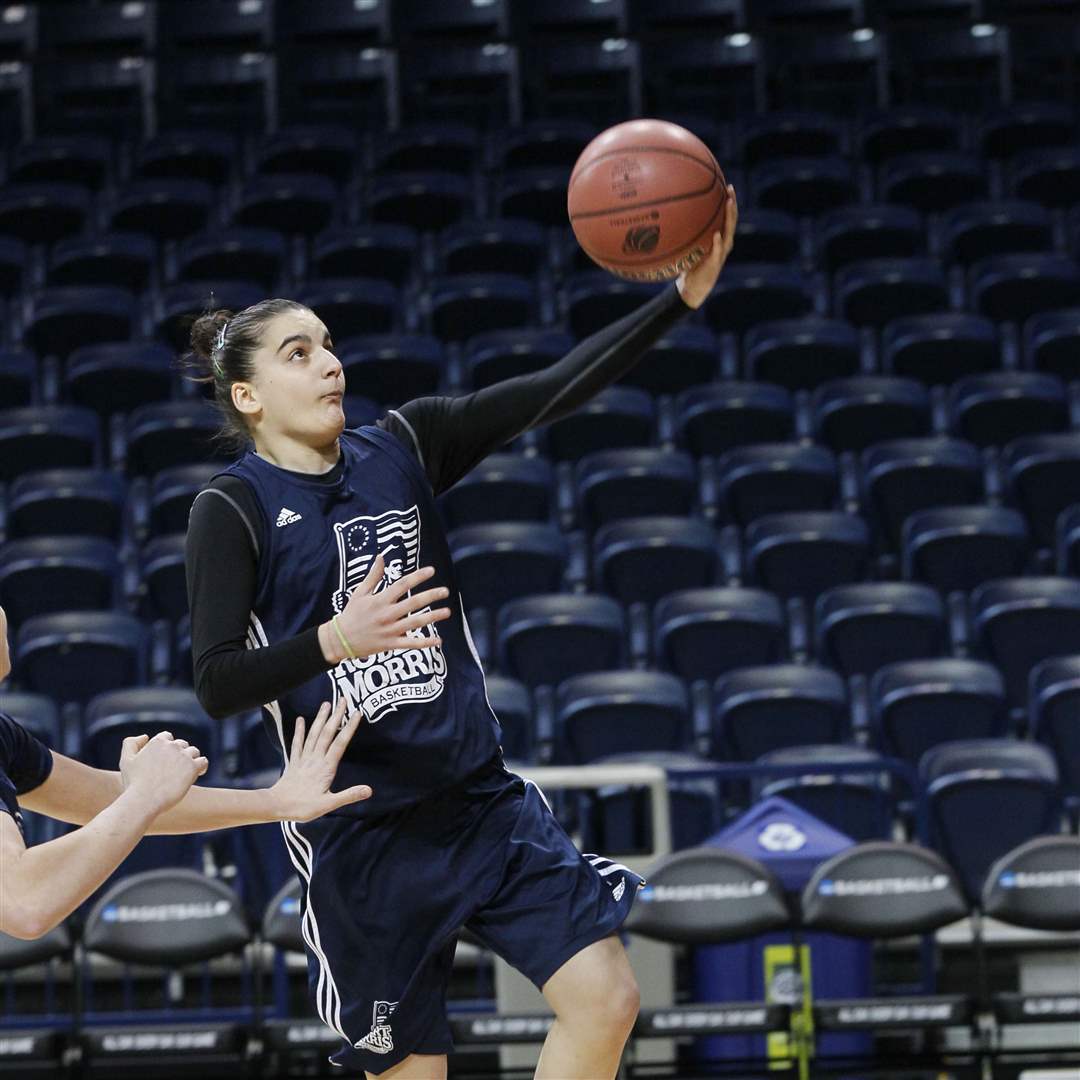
[281,756,643,1076]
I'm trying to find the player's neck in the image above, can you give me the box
[253,435,341,475]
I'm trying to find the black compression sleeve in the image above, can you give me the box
[383,283,690,495]
[185,478,331,720]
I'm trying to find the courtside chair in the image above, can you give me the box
[714,443,838,526]
[575,448,697,531]
[619,324,720,397]
[438,453,555,529]
[107,179,214,243]
[255,124,358,185]
[0,406,101,483]
[940,200,1054,265]
[881,312,1001,386]
[750,156,858,216]
[24,286,135,363]
[871,658,1008,767]
[0,537,119,626]
[976,101,1076,159]
[675,382,795,457]
[1003,432,1080,547]
[834,258,949,328]
[817,204,925,272]
[856,105,962,164]
[131,129,236,186]
[544,386,656,462]
[64,343,175,416]
[48,233,157,293]
[311,225,419,287]
[702,262,815,334]
[1010,146,1080,209]
[232,173,338,237]
[295,279,399,339]
[811,376,931,453]
[366,171,474,232]
[879,151,987,213]
[1028,656,1080,803]
[174,228,288,292]
[338,333,445,405]
[743,316,861,392]
[6,468,125,540]
[0,182,90,245]
[1023,308,1080,382]
[465,329,575,391]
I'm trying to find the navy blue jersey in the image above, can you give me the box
[0,711,53,838]
[219,425,501,817]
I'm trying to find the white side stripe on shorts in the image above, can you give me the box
[584,854,634,878]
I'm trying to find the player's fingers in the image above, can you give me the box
[193,755,209,777]
[398,607,453,633]
[331,784,373,809]
[315,699,345,755]
[181,745,202,759]
[723,185,738,248]
[119,735,149,764]
[391,585,450,616]
[171,738,190,750]
[355,553,384,596]
[290,716,305,762]
[151,730,174,743]
[382,565,437,604]
[304,701,333,756]
[389,633,442,651]
[328,708,364,765]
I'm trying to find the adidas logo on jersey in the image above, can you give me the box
[276,507,302,527]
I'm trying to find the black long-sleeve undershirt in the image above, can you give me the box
[185,284,691,719]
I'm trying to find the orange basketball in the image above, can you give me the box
[567,119,727,282]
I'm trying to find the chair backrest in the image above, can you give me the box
[628,847,790,945]
[981,835,1080,932]
[261,877,304,955]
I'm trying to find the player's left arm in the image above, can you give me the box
[19,700,371,833]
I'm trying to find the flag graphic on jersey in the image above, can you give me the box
[354,999,397,1054]
[329,505,447,724]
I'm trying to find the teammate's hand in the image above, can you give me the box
[119,731,209,814]
[320,553,452,663]
[0,606,10,685]
[270,699,373,822]
[675,184,738,310]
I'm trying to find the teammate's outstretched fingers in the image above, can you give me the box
[356,553,385,595]
[328,708,365,765]
[400,607,453,633]
[315,699,345,755]
[393,585,449,617]
[290,716,306,762]
[383,564,437,603]
[304,700,333,755]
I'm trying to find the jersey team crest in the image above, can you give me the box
[329,506,447,724]
[354,999,397,1054]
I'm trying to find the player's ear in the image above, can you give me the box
[232,380,261,418]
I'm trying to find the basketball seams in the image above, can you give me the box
[569,168,721,222]
[568,144,720,189]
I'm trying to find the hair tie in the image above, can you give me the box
[215,320,230,353]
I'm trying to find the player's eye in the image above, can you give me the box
[289,347,307,361]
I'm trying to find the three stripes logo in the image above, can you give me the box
[276,506,302,527]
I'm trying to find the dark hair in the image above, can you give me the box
[183,297,310,452]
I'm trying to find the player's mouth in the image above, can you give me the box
[322,391,344,402]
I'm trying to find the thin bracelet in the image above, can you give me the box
[331,615,357,660]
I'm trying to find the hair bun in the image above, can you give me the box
[190,309,235,363]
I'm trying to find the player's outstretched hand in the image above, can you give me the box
[321,552,452,663]
[0,605,10,684]
[675,184,738,310]
[119,731,209,814]
[270,699,372,821]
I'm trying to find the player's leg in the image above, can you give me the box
[365,1052,447,1080]
[535,935,640,1080]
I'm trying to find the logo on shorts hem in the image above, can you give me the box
[354,1000,397,1055]
[612,877,626,902]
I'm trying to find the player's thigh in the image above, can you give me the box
[541,934,640,1028]
[366,1052,447,1080]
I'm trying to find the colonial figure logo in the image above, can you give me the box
[329,506,447,723]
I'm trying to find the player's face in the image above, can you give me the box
[0,606,9,684]
[245,308,346,444]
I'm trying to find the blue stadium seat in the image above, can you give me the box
[592,517,718,605]
[255,124,358,184]
[752,157,857,216]
[834,258,948,327]
[439,453,554,528]
[919,739,1061,901]
[941,200,1054,265]
[494,119,596,170]
[1024,309,1080,381]
[0,182,89,243]
[175,228,287,291]
[881,151,987,213]
[225,770,295,923]
[233,173,337,236]
[949,372,1068,447]
[812,376,931,452]
[0,237,25,297]
[465,329,574,390]
[64,343,174,415]
[526,37,641,129]
[6,468,125,540]
[738,110,843,165]
[881,312,1000,385]
[0,349,34,408]
[743,316,861,391]
[0,691,61,749]
[1055,503,1080,576]
[856,105,962,164]
[140,535,188,620]
[296,279,399,338]
[448,522,567,614]
[653,587,786,684]
[0,406,100,482]
[429,273,534,341]
[0,537,118,626]
[564,274,663,340]
[903,506,1030,593]
[971,254,1080,325]
[872,658,1007,768]
[279,0,390,47]
[155,280,265,351]
[1004,433,1080,547]
[280,47,398,131]
[816,582,947,677]
[160,0,271,48]
[34,50,152,139]
[715,443,838,525]
[236,711,282,776]
[496,594,626,687]
[746,511,870,601]
[108,179,213,242]
[676,382,794,458]
[132,129,236,185]
[367,171,473,231]
[148,464,220,537]
[485,675,534,762]
[703,263,814,333]
[576,448,697,530]
[976,101,1076,159]
[619,325,719,397]
[861,437,984,549]
[545,386,655,462]
[82,687,214,771]
[373,122,479,176]
[498,167,574,228]
[1011,146,1080,208]
[712,663,849,762]
[643,36,762,118]
[756,745,895,842]
[817,204,925,271]
[439,219,547,278]
[338,334,444,405]
[971,577,1080,706]
[400,40,521,128]
[24,286,134,361]
[556,671,689,763]
[724,209,800,265]
[125,402,227,477]
[15,611,148,705]
[311,225,419,287]
[48,233,156,292]
[158,52,274,133]
[8,134,112,190]
[1029,656,1080,796]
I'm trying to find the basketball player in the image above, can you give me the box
[184,190,737,1079]
[0,602,371,939]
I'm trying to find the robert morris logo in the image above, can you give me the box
[623,224,660,254]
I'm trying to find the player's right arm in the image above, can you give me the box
[0,735,206,940]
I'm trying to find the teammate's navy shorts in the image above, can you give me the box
[282,754,644,1075]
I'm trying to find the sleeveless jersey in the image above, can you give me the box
[218,425,502,817]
